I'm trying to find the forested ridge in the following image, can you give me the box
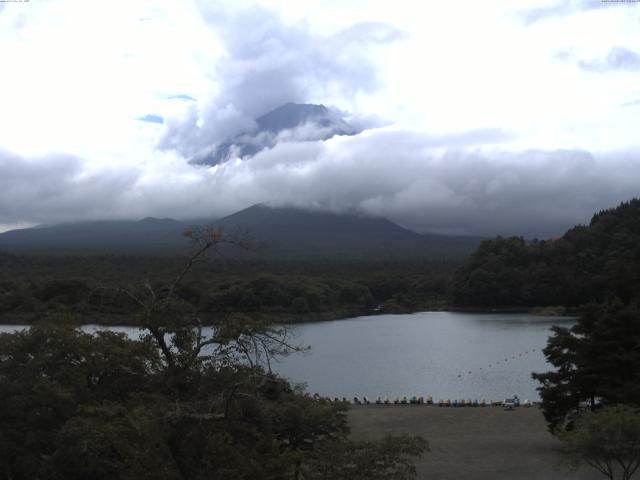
[452,198,640,308]
[0,257,454,325]
[5,199,640,323]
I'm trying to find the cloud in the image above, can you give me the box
[552,50,572,62]
[2,1,640,241]
[159,4,404,160]
[205,129,639,238]
[137,114,164,124]
[622,99,640,107]
[191,103,362,165]
[164,94,196,102]
[520,0,626,25]
[579,47,640,72]
[3,129,639,239]
[0,149,138,226]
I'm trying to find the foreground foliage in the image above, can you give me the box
[0,229,426,479]
[0,322,426,479]
[560,406,640,480]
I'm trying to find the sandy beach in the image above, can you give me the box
[348,405,601,480]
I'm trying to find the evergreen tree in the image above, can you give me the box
[533,301,640,431]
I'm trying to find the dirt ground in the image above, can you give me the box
[348,405,602,480]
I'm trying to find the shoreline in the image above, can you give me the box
[0,305,577,328]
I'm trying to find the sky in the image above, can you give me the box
[0,0,639,237]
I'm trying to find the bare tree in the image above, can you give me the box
[93,226,305,372]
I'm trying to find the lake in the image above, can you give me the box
[273,312,573,402]
[0,311,573,401]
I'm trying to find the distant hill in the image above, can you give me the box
[0,218,193,255]
[0,205,481,259]
[451,198,640,307]
[193,103,358,165]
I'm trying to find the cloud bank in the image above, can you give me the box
[520,0,628,25]
[2,132,639,238]
[579,47,640,72]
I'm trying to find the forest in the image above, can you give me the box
[0,255,455,325]
[0,228,428,480]
[451,199,640,309]
[2,199,640,327]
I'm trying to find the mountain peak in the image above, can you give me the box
[193,103,357,166]
[0,206,481,258]
[256,103,330,132]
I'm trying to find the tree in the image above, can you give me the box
[452,198,640,309]
[559,406,640,480]
[0,225,427,479]
[533,301,640,431]
[0,325,163,479]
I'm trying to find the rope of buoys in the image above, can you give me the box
[452,347,543,379]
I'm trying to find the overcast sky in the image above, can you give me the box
[1,0,639,237]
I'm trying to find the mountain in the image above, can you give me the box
[0,206,482,258]
[193,103,358,165]
[0,218,193,255]
[214,204,481,259]
[255,103,354,135]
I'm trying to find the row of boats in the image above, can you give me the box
[318,395,534,408]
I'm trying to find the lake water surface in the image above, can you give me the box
[272,312,573,401]
[0,312,573,401]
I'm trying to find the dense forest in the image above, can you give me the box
[4,199,640,325]
[0,226,427,480]
[452,199,640,308]
[0,255,455,325]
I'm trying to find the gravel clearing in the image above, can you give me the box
[348,405,602,480]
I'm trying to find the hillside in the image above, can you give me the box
[215,204,481,259]
[451,198,640,307]
[0,218,192,255]
[193,102,358,165]
[0,205,481,259]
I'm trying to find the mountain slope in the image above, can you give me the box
[0,218,192,254]
[255,103,354,135]
[194,103,357,165]
[0,206,481,258]
[215,204,481,258]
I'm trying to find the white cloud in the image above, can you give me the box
[159,5,403,159]
[2,130,639,238]
[0,0,639,237]
[0,0,220,158]
[578,46,640,72]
